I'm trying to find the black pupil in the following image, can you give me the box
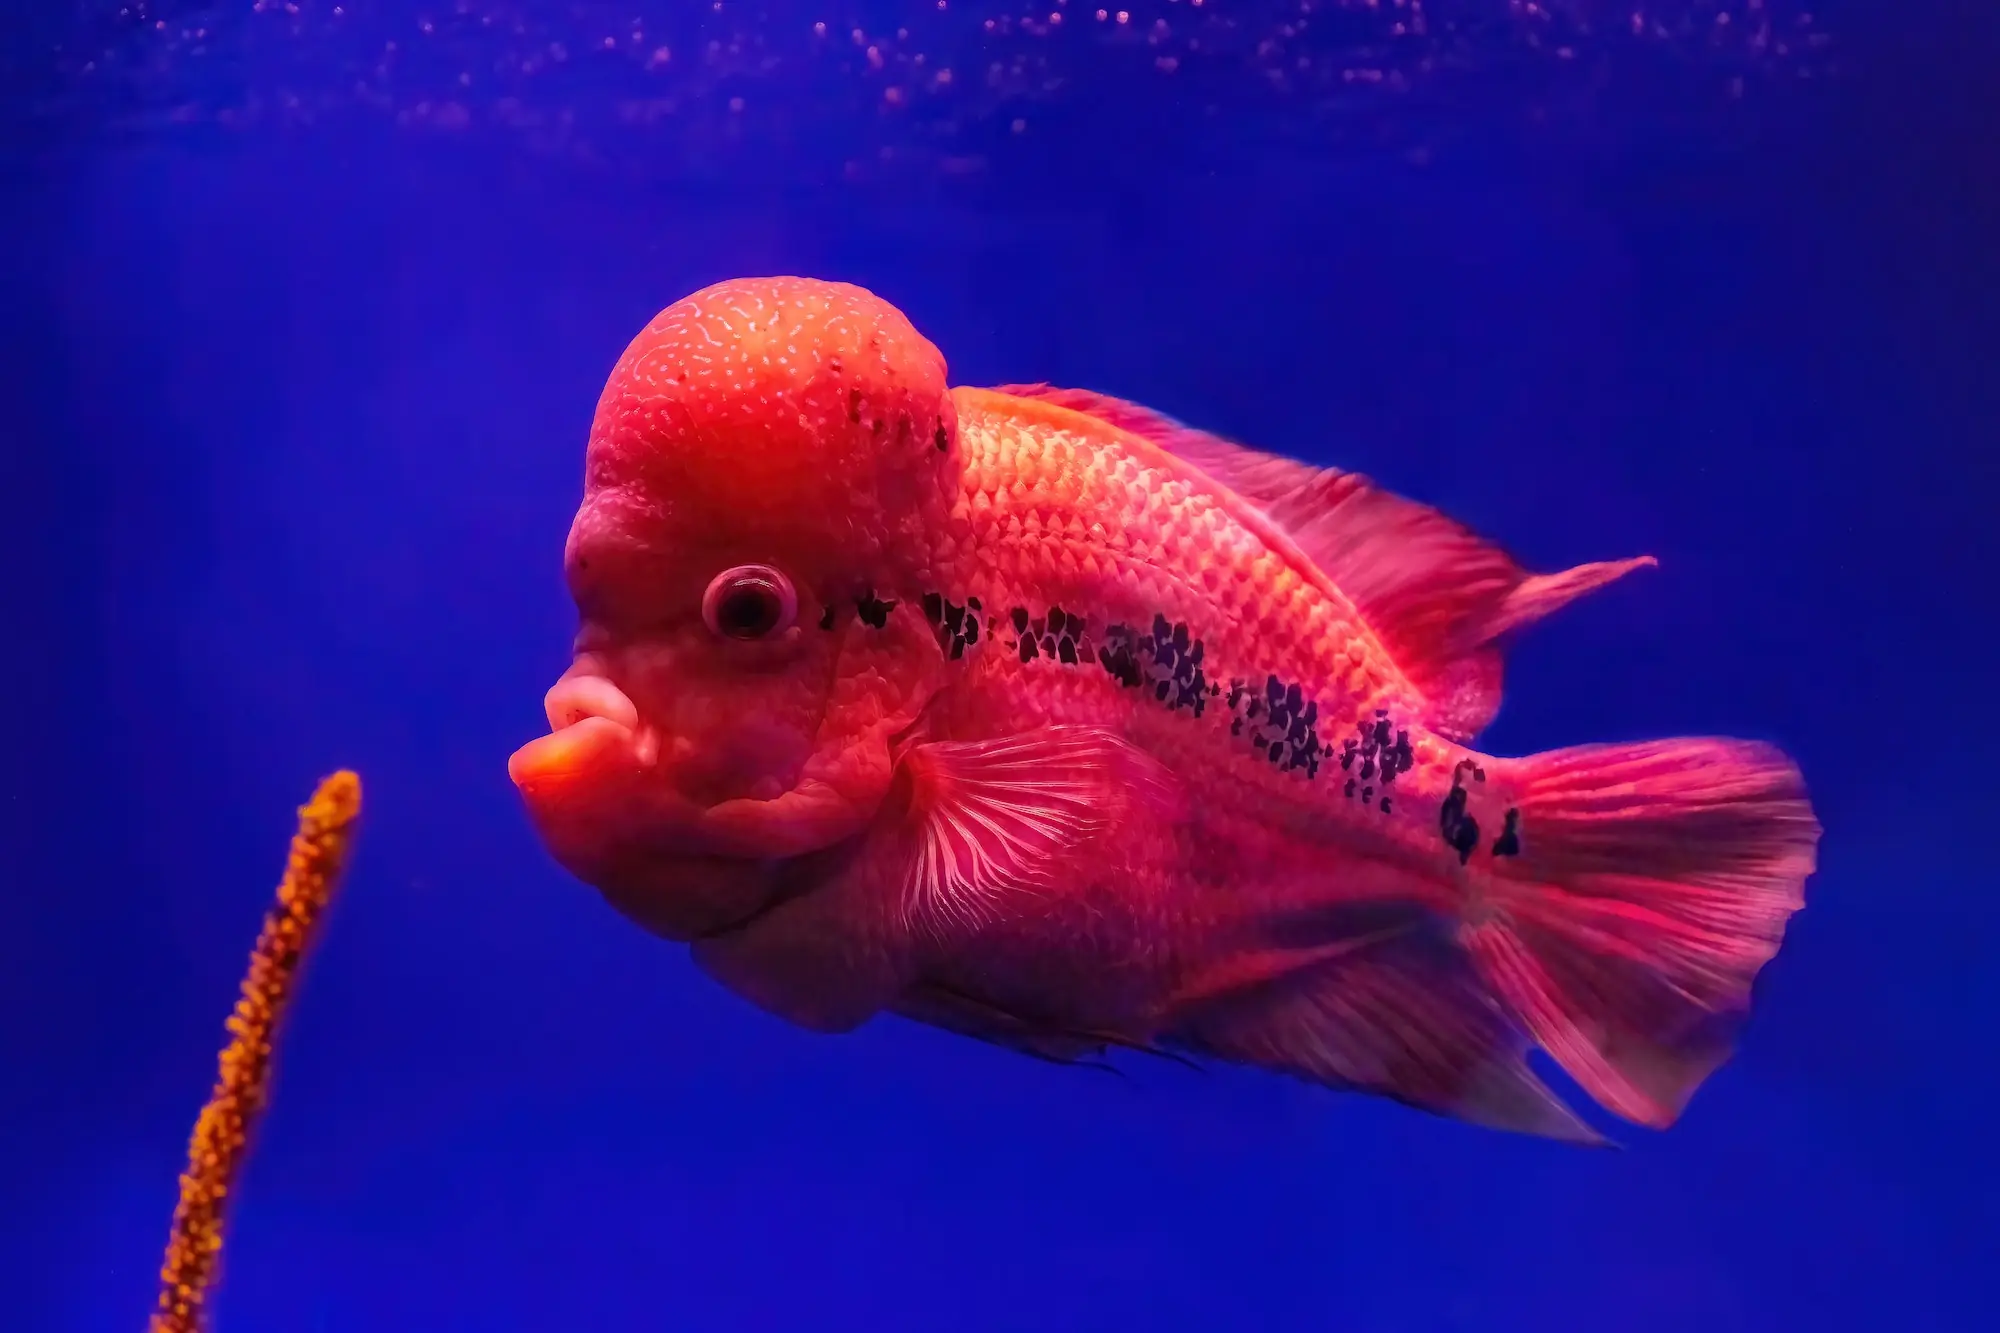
[716,582,781,638]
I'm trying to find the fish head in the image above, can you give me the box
[508,276,961,941]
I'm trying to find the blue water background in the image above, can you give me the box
[2,4,1994,1329]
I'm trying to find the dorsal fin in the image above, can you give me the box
[986,384,1655,741]
[990,383,1322,510]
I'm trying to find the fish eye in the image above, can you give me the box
[702,565,798,641]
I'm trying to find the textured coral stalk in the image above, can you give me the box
[148,771,364,1333]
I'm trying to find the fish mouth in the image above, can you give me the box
[508,670,656,790]
[509,667,789,939]
[508,664,801,860]
[508,664,695,828]
[543,670,642,740]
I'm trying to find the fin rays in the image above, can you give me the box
[897,725,1174,948]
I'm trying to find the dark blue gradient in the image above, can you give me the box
[3,6,1993,1330]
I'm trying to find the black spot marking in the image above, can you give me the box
[1492,808,1522,858]
[934,423,950,452]
[1336,712,1414,797]
[1218,671,1327,778]
[1096,617,1209,716]
[1438,760,1482,865]
[855,590,896,629]
[916,592,984,661]
[1097,635,1143,689]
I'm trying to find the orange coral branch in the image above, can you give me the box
[149,771,364,1333]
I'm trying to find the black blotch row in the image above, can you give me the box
[919,591,983,660]
[1333,708,1412,806]
[1002,602,1098,674]
[932,597,1414,823]
[1096,613,1210,717]
[1220,671,1327,778]
[975,602,1215,721]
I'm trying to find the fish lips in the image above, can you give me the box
[508,673,837,940]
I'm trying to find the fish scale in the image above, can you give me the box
[935,388,1450,875]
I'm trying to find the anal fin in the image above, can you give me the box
[1168,916,1607,1145]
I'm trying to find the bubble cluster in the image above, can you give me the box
[17,2,1837,175]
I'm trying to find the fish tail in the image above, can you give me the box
[1463,738,1820,1129]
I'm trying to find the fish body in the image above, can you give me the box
[510,276,1820,1142]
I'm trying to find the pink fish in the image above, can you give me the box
[508,276,1820,1142]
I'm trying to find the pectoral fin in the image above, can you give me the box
[692,725,1178,1033]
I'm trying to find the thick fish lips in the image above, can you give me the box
[511,658,791,853]
[510,661,812,849]
[509,664,790,940]
[510,664,683,865]
[509,664,652,813]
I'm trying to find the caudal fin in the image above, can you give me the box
[1464,738,1820,1129]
